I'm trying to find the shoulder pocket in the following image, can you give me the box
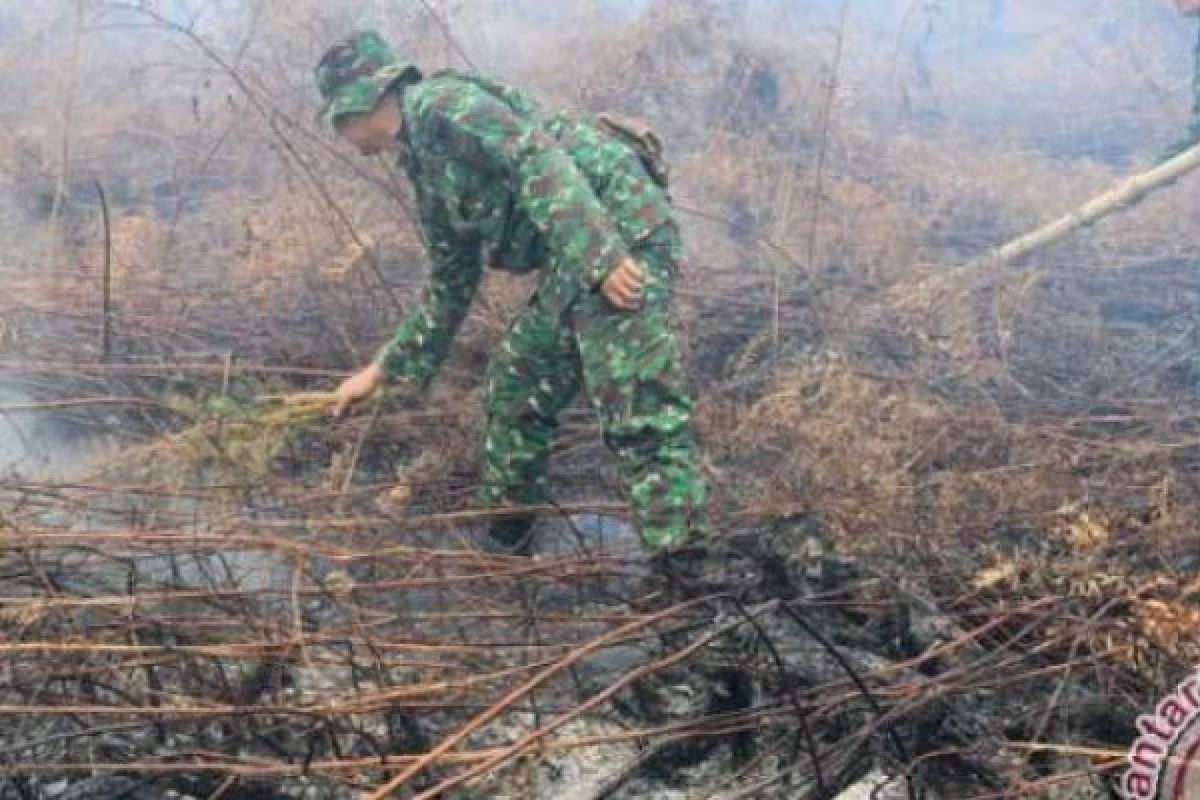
[596,112,670,190]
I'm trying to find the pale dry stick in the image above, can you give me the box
[798,0,851,363]
[0,554,621,616]
[417,0,476,70]
[0,754,487,778]
[0,659,552,719]
[769,176,795,367]
[159,3,261,262]
[96,179,112,361]
[205,775,237,800]
[338,393,385,511]
[41,0,85,278]
[0,398,169,414]
[244,503,631,534]
[0,713,783,779]
[0,359,349,380]
[888,0,932,124]
[897,138,1200,307]
[289,551,312,670]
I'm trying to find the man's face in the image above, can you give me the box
[335,98,401,156]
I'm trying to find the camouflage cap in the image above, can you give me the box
[315,30,421,126]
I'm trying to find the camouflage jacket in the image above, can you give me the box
[375,71,674,387]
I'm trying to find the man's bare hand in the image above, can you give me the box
[331,363,385,419]
[600,257,646,311]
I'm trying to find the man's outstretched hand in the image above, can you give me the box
[601,256,646,311]
[331,362,386,419]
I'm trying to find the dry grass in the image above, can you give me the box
[1,2,1199,797]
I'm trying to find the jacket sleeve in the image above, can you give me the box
[418,83,630,305]
[374,213,482,389]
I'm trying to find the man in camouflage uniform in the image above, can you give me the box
[316,31,711,566]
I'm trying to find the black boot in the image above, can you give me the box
[483,514,536,557]
[632,544,763,770]
[648,538,764,602]
[648,544,711,600]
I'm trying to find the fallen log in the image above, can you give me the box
[957,140,1200,274]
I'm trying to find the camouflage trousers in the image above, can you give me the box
[477,223,708,551]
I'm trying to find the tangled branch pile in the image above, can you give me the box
[2,2,1200,797]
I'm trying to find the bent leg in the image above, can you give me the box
[479,294,582,512]
[573,228,709,550]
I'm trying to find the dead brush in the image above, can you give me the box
[88,390,347,489]
[4,4,1200,798]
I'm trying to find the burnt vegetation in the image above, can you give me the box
[1,2,1200,798]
